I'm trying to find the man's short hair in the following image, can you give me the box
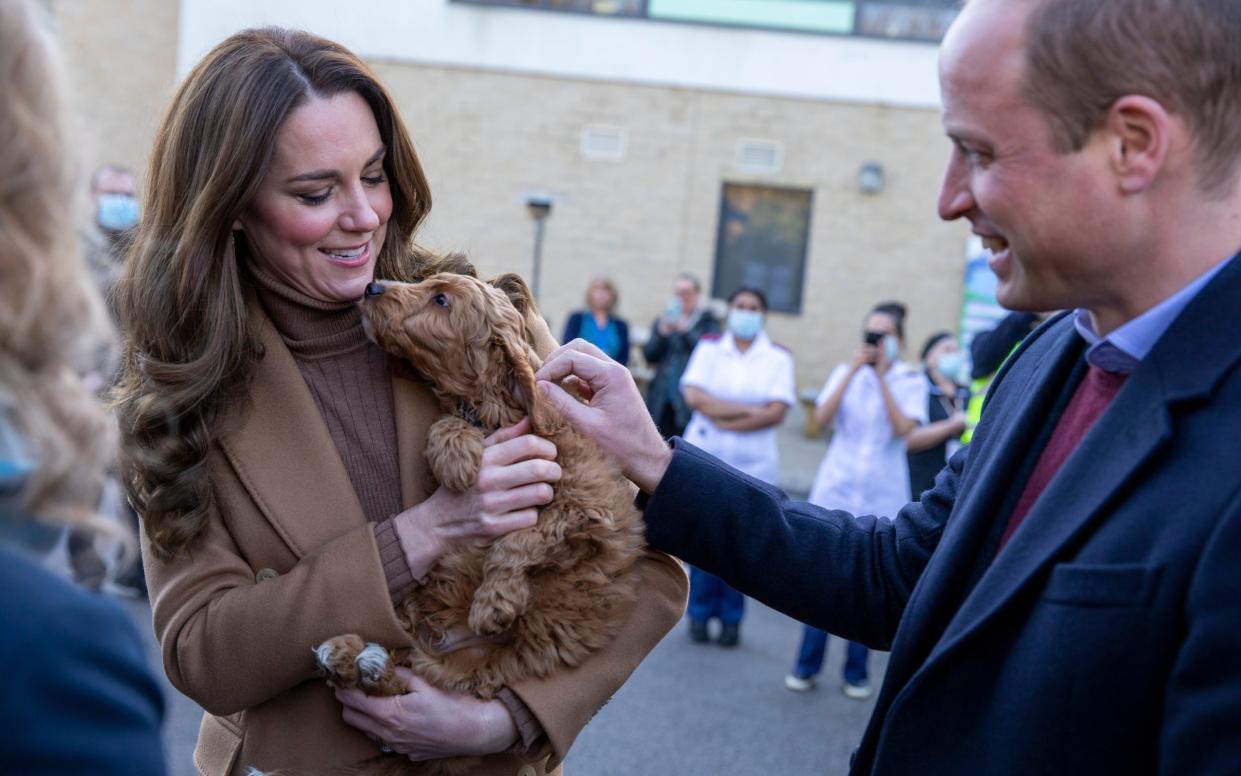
[1021,0,1241,197]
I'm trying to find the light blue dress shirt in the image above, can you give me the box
[1073,254,1236,373]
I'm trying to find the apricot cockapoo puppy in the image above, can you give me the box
[294,272,646,776]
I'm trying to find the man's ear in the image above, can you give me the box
[491,273,534,316]
[1105,95,1172,195]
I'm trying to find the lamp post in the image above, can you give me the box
[526,194,553,304]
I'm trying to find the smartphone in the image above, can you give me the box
[864,330,885,346]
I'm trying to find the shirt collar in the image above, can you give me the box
[723,329,770,356]
[1074,254,1235,373]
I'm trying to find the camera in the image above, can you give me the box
[864,330,885,346]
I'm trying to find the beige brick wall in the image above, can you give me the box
[45,2,970,392]
[47,0,180,189]
[375,61,971,391]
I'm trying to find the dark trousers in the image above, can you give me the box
[792,625,869,684]
[687,566,745,625]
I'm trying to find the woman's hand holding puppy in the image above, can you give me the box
[393,418,561,581]
[337,667,520,760]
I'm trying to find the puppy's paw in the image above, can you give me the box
[314,634,367,689]
[354,642,393,689]
[426,416,485,492]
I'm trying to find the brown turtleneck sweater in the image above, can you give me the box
[251,268,543,751]
[251,267,416,601]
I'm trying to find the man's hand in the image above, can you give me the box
[535,339,673,493]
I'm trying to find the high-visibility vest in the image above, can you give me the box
[961,341,1023,444]
[961,376,990,444]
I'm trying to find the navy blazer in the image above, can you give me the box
[643,258,1241,774]
[0,546,166,775]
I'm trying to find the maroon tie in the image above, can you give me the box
[996,365,1129,553]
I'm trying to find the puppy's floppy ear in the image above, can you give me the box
[493,272,560,358]
[492,273,534,316]
[499,331,558,436]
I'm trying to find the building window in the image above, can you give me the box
[454,0,959,42]
[712,183,813,315]
[855,0,959,42]
[455,0,647,16]
[647,0,854,35]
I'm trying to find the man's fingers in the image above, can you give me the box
[561,374,594,402]
[484,417,532,447]
[542,337,610,365]
[537,381,591,427]
[535,347,613,385]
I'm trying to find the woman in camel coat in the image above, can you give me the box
[113,28,685,776]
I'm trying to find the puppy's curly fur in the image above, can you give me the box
[298,272,645,776]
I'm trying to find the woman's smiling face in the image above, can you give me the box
[238,90,392,303]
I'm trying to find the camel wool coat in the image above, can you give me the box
[143,305,688,776]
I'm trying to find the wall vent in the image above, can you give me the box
[580,125,627,162]
[735,139,783,174]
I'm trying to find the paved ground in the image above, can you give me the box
[116,401,863,775]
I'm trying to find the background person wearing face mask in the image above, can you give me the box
[86,164,138,294]
[784,301,926,699]
[93,164,139,237]
[906,331,971,498]
[678,287,795,646]
[67,163,144,597]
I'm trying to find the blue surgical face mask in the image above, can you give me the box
[727,309,764,341]
[883,335,900,363]
[97,193,139,232]
[935,351,970,385]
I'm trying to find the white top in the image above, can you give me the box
[808,361,928,518]
[680,331,797,485]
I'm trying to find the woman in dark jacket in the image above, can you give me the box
[642,273,719,438]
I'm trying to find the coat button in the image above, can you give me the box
[255,567,279,582]
[516,766,538,776]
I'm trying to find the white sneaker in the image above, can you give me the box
[842,679,873,700]
[784,674,816,692]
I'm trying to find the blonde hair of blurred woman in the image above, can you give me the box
[0,0,115,528]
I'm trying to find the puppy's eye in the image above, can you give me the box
[433,293,449,308]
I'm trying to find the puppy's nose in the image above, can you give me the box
[364,282,385,298]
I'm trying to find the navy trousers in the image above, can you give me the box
[792,625,869,684]
[687,566,745,624]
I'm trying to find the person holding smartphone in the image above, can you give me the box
[642,273,720,438]
[784,301,927,698]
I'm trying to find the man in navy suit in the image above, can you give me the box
[536,0,1241,772]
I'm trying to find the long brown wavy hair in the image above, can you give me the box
[0,0,114,526]
[113,28,434,557]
